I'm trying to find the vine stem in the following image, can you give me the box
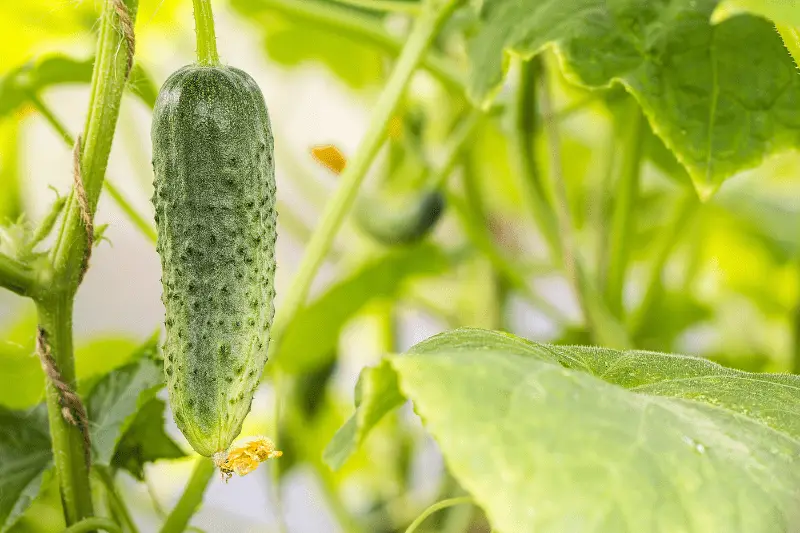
[29,94,156,243]
[328,0,422,14]
[538,63,631,348]
[266,0,461,362]
[159,458,216,533]
[605,100,645,317]
[630,192,697,336]
[192,0,220,65]
[62,517,123,533]
[40,0,139,526]
[404,497,475,533]
[0,252,37,297]
[94,465,140,533]
[509,58,560,261]
[254,0,463,92]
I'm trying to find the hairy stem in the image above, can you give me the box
[49,0,139,284]
[37,0,139,526]
[254,0,463,92]
[605,100,645,317]
[0,252,37,297]
[266,0,461,362]
[32,76,156,244]
[404,497,475,533]
[159,459,216,533]
[192,0,220,65]
[539,64,631,348]
[35,295,94,525]
[509,58,560,260]
[63,518,123,533]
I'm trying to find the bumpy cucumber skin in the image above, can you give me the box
[151,65,276,457]
[355,188,444,246]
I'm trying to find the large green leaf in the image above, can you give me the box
[0,351,166,530]
[86,358,163,465]
[466,0,800,196]
[112,398,185,480]
[273,244,450,374]
[326,328,800,531]
[0,54,156,119]
[0,404,51,533]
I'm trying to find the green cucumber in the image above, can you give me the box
[355,187,444,245]
[151,64,276,458]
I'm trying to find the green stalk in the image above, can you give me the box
[159,459,216,533]
[254,0,463,92]
[49,0,139,282]
[31,95,156,244]
[509,58,560,260]
[37,0,139,526]
[0,252,37,297]
[328,0,421,14]
[605,100,645,317]
[63,518,123,533]
[35,294,94,525]
[95,466,140,533]
[538,64,631,348]
[28,195,68,252]
[404,497,474,533]
[192,0,220,65]
[266,0,461,362]
[630,192,697,336]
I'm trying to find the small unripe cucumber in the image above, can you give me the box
[355,187,444,245]
[151,65,276,457]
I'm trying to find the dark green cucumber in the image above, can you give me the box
[151,64,276,457]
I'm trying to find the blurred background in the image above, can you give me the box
[2,0,800,532]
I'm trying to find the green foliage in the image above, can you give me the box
[112,399,185,480]
[274,243,450,374]
[0,55,156,119]
[466,0,800,196]
[328,328,800,531]
[0,351,166,532]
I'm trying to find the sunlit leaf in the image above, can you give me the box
[327,328,800,531]
[466,0,800,196]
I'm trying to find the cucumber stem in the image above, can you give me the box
[159,458,216,533]
[404,497,475,533]
[62,517,123,533]
[192,0,220,66]
[266,0,462,362]
[539,62,632,348]
[605,99,645,317]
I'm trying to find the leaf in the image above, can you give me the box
[466,0,800,196]
[273,244,450,374]
[0,55,157,119]
[724,0,800,26]
[229,0,384,88]
[327,328,800,531]
[112,399,185,480]
[86,358,164,465]
[0,404,51,533]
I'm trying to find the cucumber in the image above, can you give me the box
[355,187,444,245]
[151,64,276,458]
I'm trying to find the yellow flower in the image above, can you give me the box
[213,436,282,481]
